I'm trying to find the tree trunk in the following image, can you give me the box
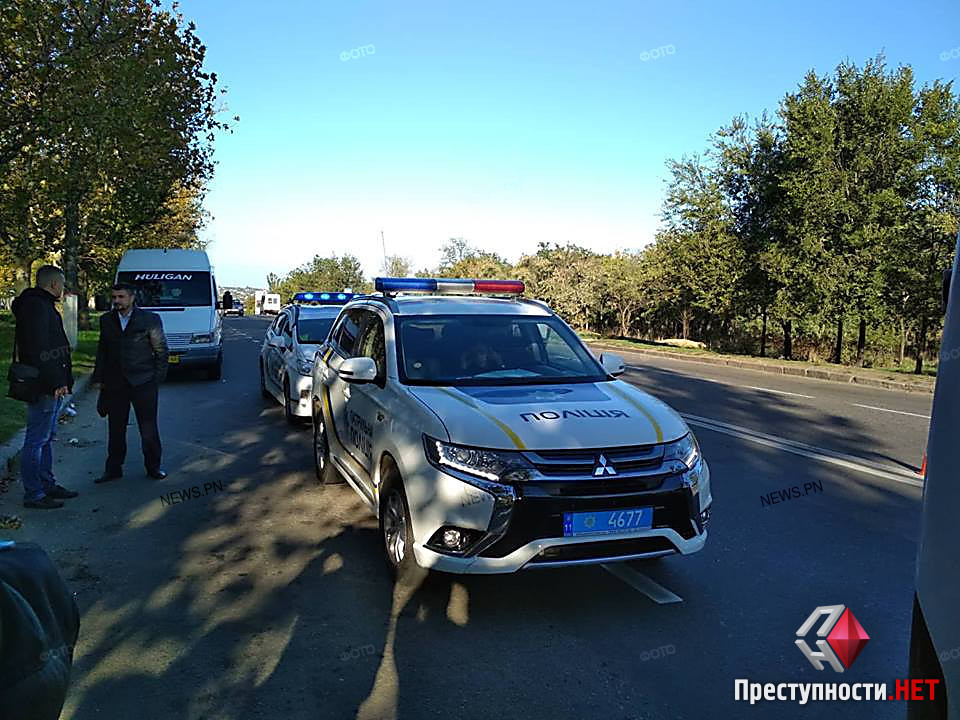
[915,316,927,375]
[899,318,906,365]
[681,308,690,340]
[63,195,80,292]
[833,317,844,364]
[760,306,768,358]
[782,319,793,360]
[856,317,867,363]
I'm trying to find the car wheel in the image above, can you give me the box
[379,477,420,583]
[208,353,223,381]
[312,400,342,484]
[259,361,272,400]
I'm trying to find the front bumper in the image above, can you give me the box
[289,372,313,417]
[409,459,711,574]
[168,343,221,367]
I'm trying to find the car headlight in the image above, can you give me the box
[297,356,314,375]
[663,432,702,471]
[191,333,213,344]
[424,436,533,483]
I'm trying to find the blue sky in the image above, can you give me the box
[176,0,960,288]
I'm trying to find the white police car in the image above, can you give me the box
[310,278,712,576]
[260,292,356,423]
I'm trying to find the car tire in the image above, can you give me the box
[208,353,223,381]
[379,475,421,584]
[312,399,342,484]
[283,377,299,425]
[259,361,272,400]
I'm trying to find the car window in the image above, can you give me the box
[396,314,606,386]
[281,313,293,337]
[331,309,363,357]
[355,311,386,383]
[276,315,289,337]
[270,315,283,334]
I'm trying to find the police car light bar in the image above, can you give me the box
[291,292,356,304]
[374,278,525,295]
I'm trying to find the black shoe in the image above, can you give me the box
[94,473,123,484]
[24,496,64,509]
[147,469,167,480]
[48,485,79,499]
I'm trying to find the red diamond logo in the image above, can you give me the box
[826,608,870,668]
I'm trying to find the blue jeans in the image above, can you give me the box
[21,394,64,502]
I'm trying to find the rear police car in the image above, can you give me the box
[310,278,712,575]
[260,292,356,423]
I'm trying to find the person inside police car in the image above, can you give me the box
[10,265,79,509]
[91,282,169,483]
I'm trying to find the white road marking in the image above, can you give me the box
[851,403,930,420]
[626,365,816,399]
[743,386,815,399]
[681,412,923,488]
[602,563,683,604]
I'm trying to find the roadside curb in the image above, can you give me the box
[0,373,94,481]
[586,342,936,395]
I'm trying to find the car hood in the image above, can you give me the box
[148,306,217,335]
[409,381,688,450]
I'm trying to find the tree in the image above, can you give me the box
[382,255,412,277]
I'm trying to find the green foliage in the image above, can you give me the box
[268,254,366,301]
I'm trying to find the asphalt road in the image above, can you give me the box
[8,315,929,720]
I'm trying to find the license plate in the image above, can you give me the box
[168,354,180,364]
[563,507,653,537]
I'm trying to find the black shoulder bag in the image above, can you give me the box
[7,333,41,403]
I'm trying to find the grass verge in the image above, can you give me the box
[580,333,938,382]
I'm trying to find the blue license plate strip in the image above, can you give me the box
[563,507,653,537]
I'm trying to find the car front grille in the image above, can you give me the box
[166,333,192,348]
[527,536,675,564]
[523,444,665,478]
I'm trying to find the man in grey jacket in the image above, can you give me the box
[91,283,169,483]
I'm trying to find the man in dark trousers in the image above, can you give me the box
[10,265,79,509]
[91,283,169,483]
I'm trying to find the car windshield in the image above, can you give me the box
[116,271,212,308]
[297,317,336,344]
[396,314,607,386]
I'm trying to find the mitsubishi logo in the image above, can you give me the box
[593,454,617,477]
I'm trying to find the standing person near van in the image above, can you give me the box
[91,283,170,483]
[9,265,79,509]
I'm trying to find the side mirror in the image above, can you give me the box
[600,352,626,377]
[338,356,378,384]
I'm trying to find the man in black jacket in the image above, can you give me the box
[91,283,169,483]
[10,266,79,510]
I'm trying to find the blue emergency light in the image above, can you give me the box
[374,278,525,295]
[291,291,356,304]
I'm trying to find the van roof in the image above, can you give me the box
[118,249,212,272]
